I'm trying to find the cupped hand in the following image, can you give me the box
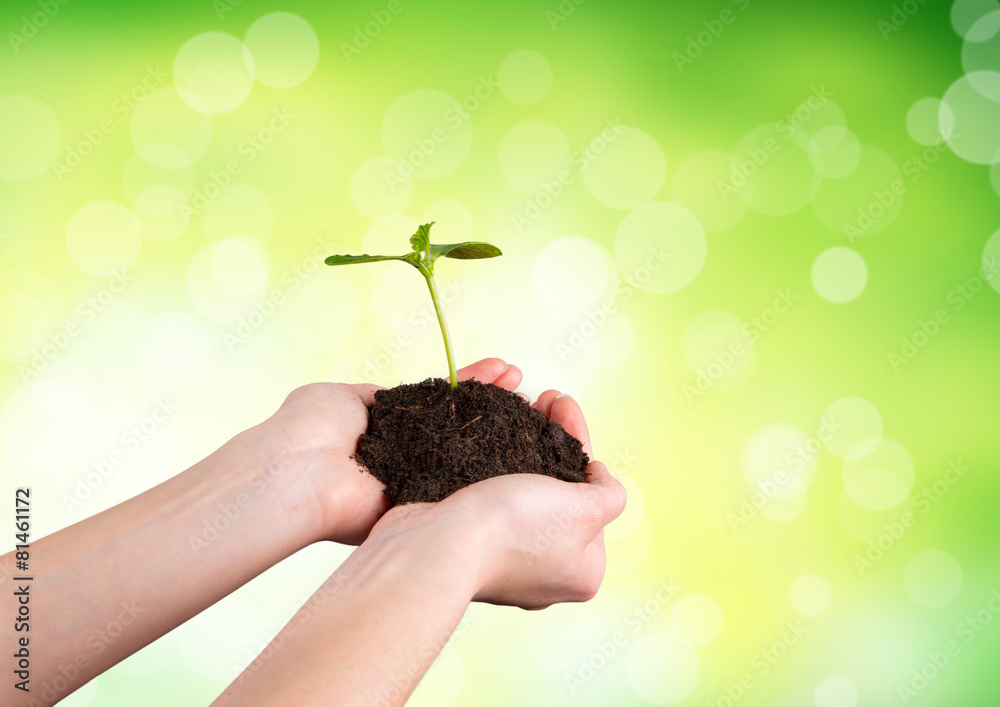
[367,391,626,610]
[258,358,524,546]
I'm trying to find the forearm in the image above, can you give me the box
[215,525,482,707]
[0,425,321,705]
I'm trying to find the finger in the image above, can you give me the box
[549,394,592,458]
[583,461,627,524]
[491,364,522,391]
[348,383,384,407]
[532,389,562,418]
[456,357,508,384]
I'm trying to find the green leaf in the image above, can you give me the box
[432,241,503,260]
[409,222,434,256]
[324,254,406,266]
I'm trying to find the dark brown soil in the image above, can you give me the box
[355,378,590,504]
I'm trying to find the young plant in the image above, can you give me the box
[325,222,501,388]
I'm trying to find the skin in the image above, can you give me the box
[0,358,625,706]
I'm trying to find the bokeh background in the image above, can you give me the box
[2,0,1000,704]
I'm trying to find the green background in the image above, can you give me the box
[2,0,999,704]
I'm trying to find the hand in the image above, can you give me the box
[256,358,525,546]
[366,391,626,609]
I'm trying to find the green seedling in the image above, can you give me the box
[325,222,501,388]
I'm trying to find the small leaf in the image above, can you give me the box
[409,222,435,255]
[325,254,405,266]
[434,241,503,260]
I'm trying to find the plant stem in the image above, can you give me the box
[421,268,458,388]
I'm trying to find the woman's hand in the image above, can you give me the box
[257,358,525,545]
[365,391,627,609]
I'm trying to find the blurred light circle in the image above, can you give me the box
[532,236,613,312]
[841,438,914,511]
[789,574,832,616]
[614,202,706,294]
[201,184,274,242]
[174,32,254,114]
[815,675,858,707]
[628,633,700,704]
[136,313,212,389]
[790,99,848,150]
[743,424,818,495]
[670,594,724,646]
[682,310,756,391]
[498,120,572,193]
[940,72,1000,164]
[811,247,868,303]
[130,88,212,168]
[811,145,904,238]
[906,97,954,146]
[952,0,1000,38]
[210,236,270,296]
[244,12,320,89]
[904,549,963,608]
[583,125,666,210]
[807,126,862,178]
[732,123,820,215]
[349,157,413,219]
[188,240,268,322]
[820,397,883,460]
[134,185,189,243]
[0,95,61,180]
[382,89,471,180]
[758,486,808,523]
[963,12,1000,95]
[66,201,142,276]
[122,150,195,203]
[498,49,553,105]
[670,150,750,232]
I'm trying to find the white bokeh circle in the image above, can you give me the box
[808,126,862,179]
[841,438,914,511]
[201,184,274,242]
[134,185,190,243]
[743,424,818,496]
[811,145,904,238]
[952,0,1000,38]
[582,125,666,210]
[382,90,472,180]
[130,88,212,168]
[906,97,954,146]
[984,228,1000,293]
[244,12,320,89]
[614,202,706,294]
[732,123,820,215]
[681,310,757,391]
[498,49,554,105]
[940,72,1000,165]
[174,32,254,114]
[811,247,868,303]
[820,397,883,460]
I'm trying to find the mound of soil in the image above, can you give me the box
[355,378,590,504]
